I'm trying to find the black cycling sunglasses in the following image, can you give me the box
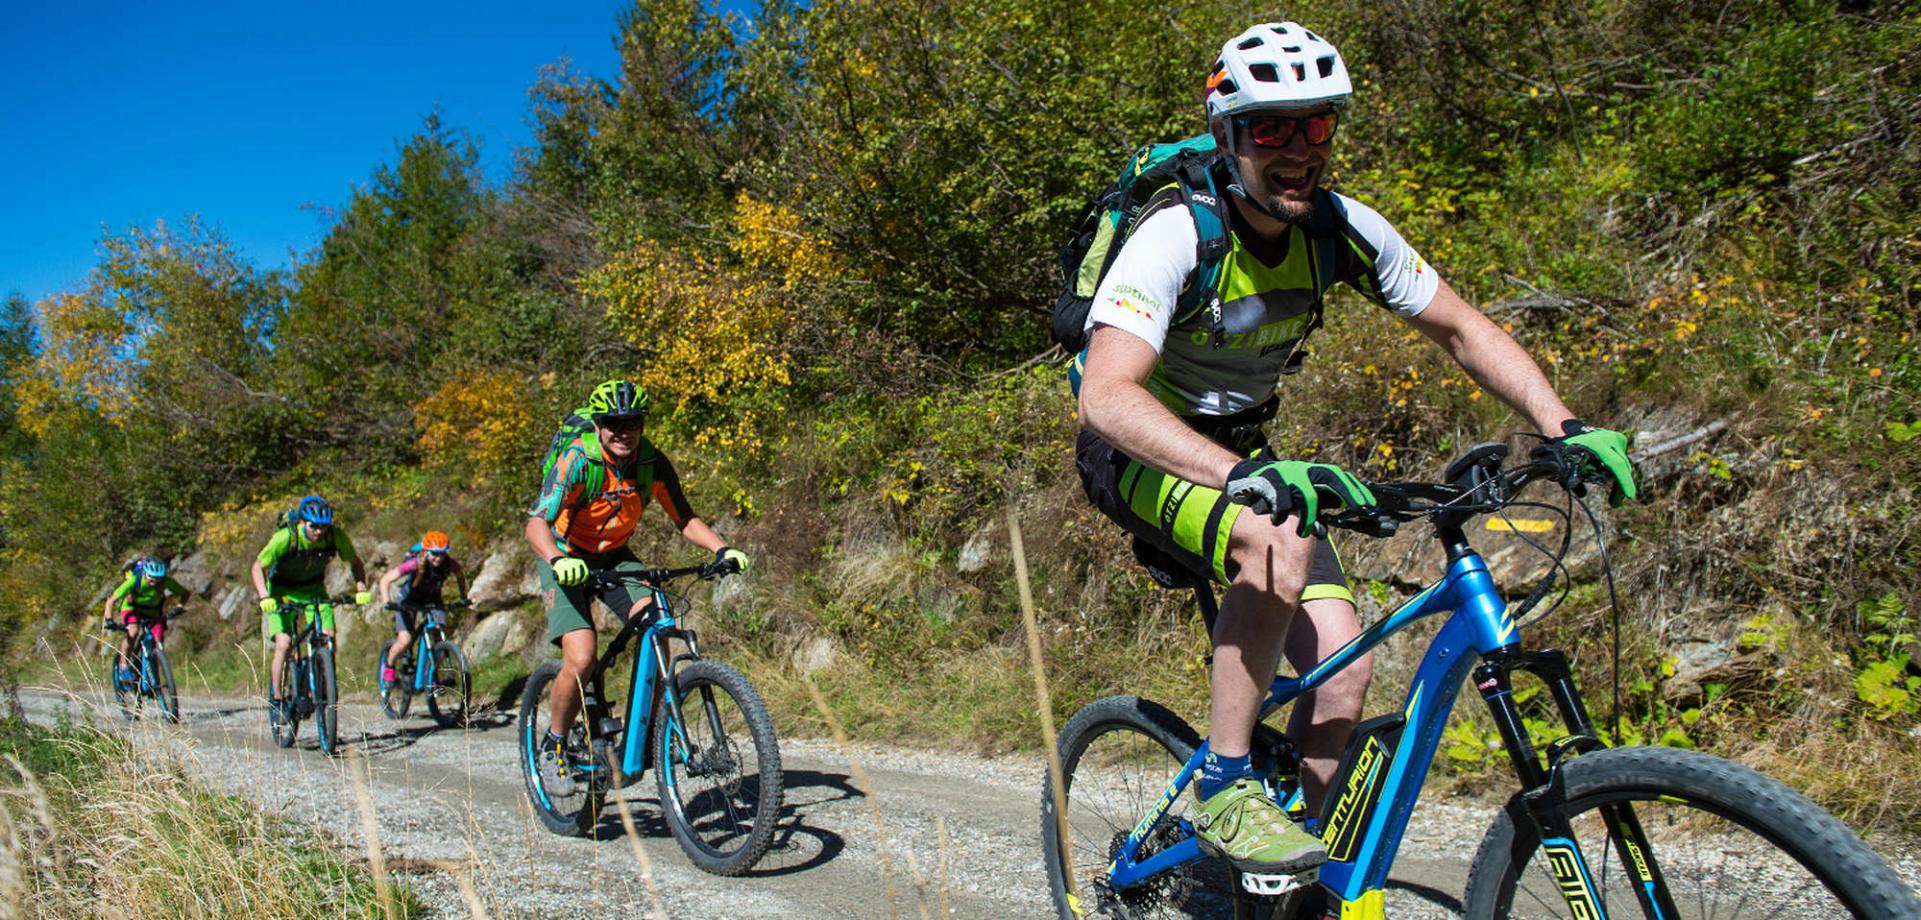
[597,416,645,433]
[1236,111,1339,147]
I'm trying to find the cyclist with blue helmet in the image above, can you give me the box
[102,556,188,690]
[250,495,372,723]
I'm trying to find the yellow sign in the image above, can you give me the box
[1487,518,1555,534]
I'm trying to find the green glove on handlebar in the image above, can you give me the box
[259,597,278,614]
[552,556,589,586]
[1553,420,1637,506]
[715,546,751,574]
[354,591,373,605]
[1224,458,1377,538]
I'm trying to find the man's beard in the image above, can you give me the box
[1259,190,1316,225]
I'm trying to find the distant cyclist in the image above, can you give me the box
[103,556,188,689]
[1073,22,1637,876]
[251,495,372,723]
[377,530,470,691]
[523,379,750,795]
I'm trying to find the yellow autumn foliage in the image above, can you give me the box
[13,292,136,436]
[578,192,838,456]
[413,369,544,474]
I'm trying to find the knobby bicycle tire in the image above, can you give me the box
[518,659,606,836]
[1462,745,1921,918]
[270,654,300,748]
[313,646,339,756]
[149,644,180,724]
[654,658,784,875]
[1044,695,1273,920]
[378,639,412,720]
[426,639,470,728]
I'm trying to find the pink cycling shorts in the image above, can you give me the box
[120,611,166,643]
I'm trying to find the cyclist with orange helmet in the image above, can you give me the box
[377,530,469,690]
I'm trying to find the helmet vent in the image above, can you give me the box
[1291,63,1307,81]
[1317,56,1337,78]
[1281,45,1302,53]
[1249,63,1279,83]
[1304,29,1322,42]
[1238,36,1265,50]
[1215,78,1238,96]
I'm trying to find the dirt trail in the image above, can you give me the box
[33,686,1916,919]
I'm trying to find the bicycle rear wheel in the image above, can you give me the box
[269,654,300,747]
[146,645,180,724]
[425,639,470,728]
[654,658,783,875]
[1043,695,1250,919]
[517,659,606,836]
[312,647,339,756]
[1463,745,1921,918]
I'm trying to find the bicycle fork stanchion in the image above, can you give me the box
[1475,650,1682,919]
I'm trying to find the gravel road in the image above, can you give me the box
[19,687,1920,919]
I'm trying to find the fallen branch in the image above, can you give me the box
[1631,418,1731,461]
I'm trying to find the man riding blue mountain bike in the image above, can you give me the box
[523,378,751,796]
[251,495,372,724]
[1072,20,1636,879]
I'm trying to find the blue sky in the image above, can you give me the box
[1,1,645,304]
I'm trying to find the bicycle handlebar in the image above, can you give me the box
[1245,439,1604,538]
[103,606,188,629]
[582,558,741,591]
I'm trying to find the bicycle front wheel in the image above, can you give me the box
[1463,745,1921,918]
[147,645,180,724]
[654,658,783,875]
[425,639,470,728]
[270,654,300,748]
[1043,695,1247,920]
[312,647,339,756]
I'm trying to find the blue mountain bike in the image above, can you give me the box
[105,607,183,724]
[269,595,350,756]
[518,559,783,875]
[1042,440,1921,918]
[377,598,472,727]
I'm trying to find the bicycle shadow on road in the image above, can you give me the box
[352,710,515,758]
[581,767,860,877]
[1384,878,1462,916]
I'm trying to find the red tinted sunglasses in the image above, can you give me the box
[1236,112,1339,147]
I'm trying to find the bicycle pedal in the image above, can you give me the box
[1239,869,1313,897]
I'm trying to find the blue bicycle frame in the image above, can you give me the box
[1104,550,1613,917]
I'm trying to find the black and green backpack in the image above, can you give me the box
[1052,134,1234,354]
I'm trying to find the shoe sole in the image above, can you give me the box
[1197,836,1328,874]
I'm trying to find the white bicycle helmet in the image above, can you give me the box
[1205,22,1353,119]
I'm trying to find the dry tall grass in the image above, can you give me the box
[0,708,411,919]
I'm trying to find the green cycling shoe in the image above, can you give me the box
[1194,777,1327,873]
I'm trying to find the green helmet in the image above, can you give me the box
[585,379,648,424]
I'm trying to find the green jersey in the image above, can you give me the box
[257,525,359,589]
[109,574,188,611]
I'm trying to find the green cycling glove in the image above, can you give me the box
[551,556,589,587]
[1225,459,1377,537]
[259,597,279,614]
[715,546,751,574]
[354,591,373,605]
[1554,420,1637,506]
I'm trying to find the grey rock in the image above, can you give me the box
[469,546,537,613]
[792,636,838,676]
[216,586,248,622]
[370,541,402,568]
[957,525,995,573]
[325,564,355,598]
[171,551,216,597]
[464,610,533,662]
